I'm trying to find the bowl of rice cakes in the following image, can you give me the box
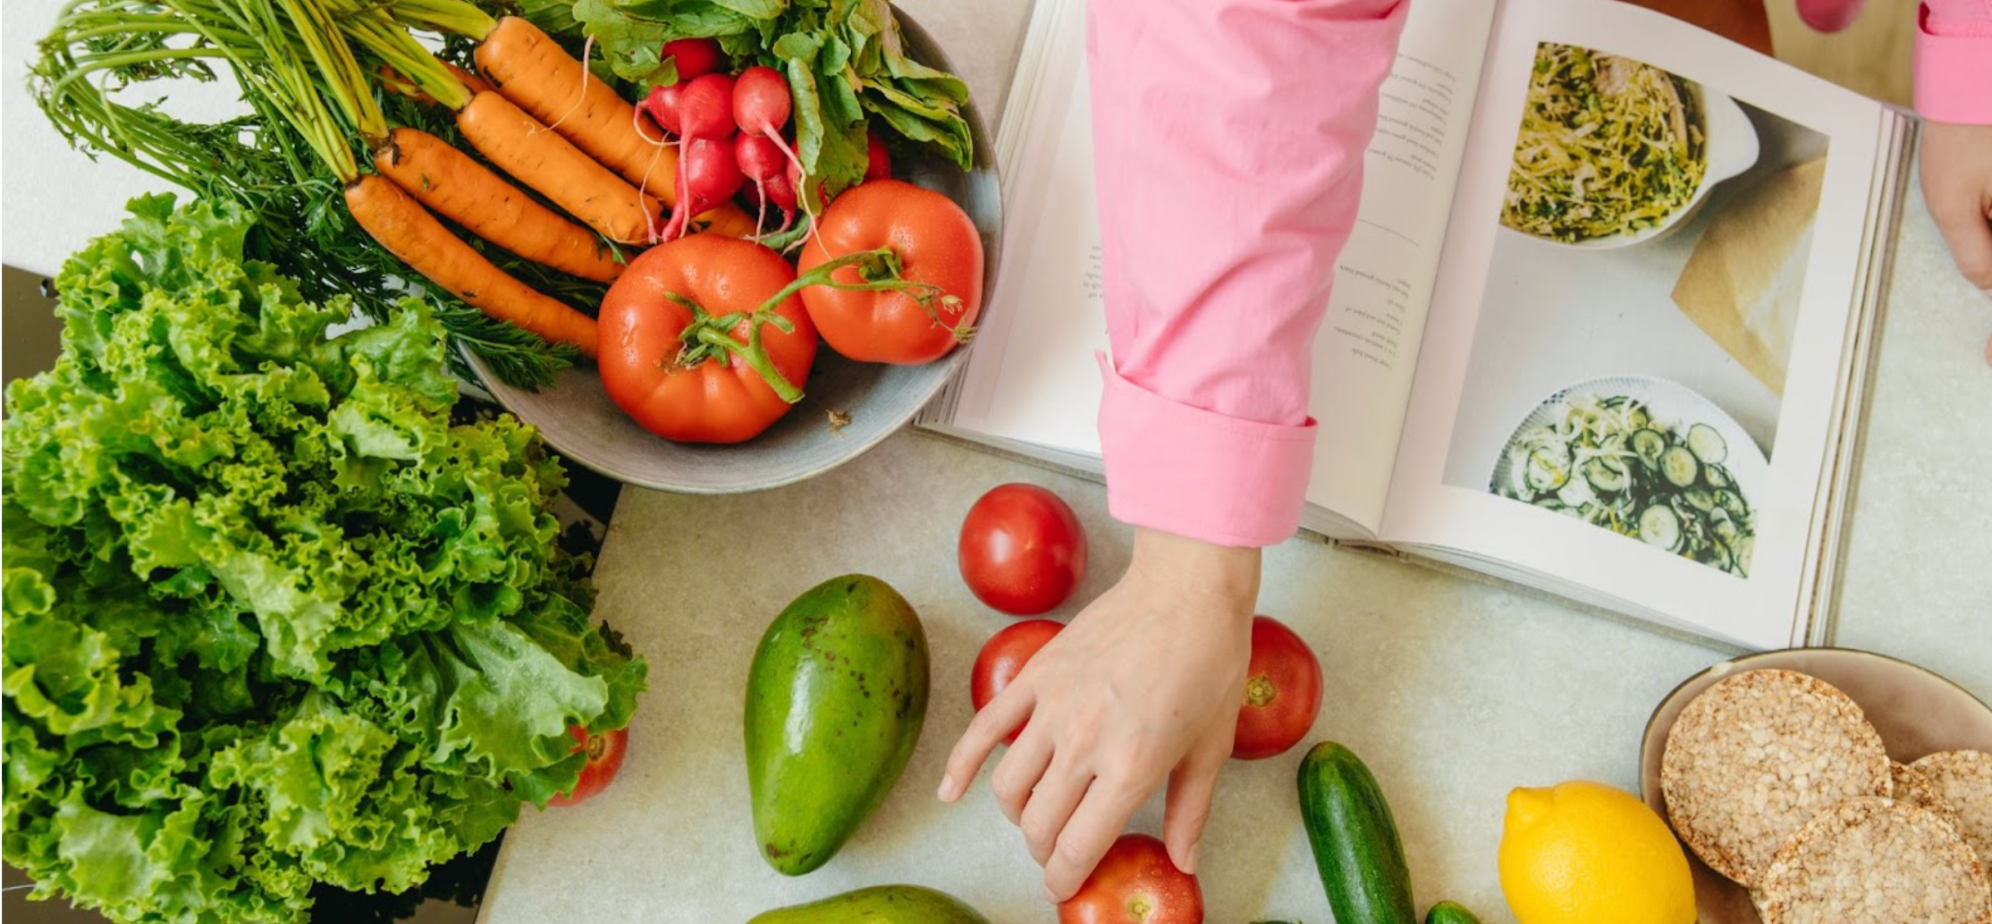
[1640,649,1992,924]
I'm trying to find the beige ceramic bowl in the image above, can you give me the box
[1639,648,1992,923]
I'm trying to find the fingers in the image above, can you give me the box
[1043,777,1148,902]
[1161,741,1226,875]
[1017,755,1091,867]
[1920,136,1992,297]
[1929,192,1992,295]
[989,730,1054,825]
[940,682,1035,802]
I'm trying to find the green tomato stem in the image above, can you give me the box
[762,247,974,345]
[666,293,805,404]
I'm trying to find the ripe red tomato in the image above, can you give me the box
[970,619,1064,745]
[598,234,817,444]
[1231,616,1323,761]
[549,725,629,807]
[1059,833,1203,924]
[797,179,983,365]
[958,483,1088,616]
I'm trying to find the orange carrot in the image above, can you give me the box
[345,174,599,356]
[374,127,624,283]
[378,62,493,103]
[692,206,760,239]
[474,16,681,203]
[454,90,659,245]
[446,62,493,96]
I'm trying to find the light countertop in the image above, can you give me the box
[470,5,1989,922]
[3,0,1986,922]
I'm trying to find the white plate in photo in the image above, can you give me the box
[1505,82,1761,251]
[1489,376,1770,570]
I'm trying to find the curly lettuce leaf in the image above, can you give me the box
[2,194,648,924]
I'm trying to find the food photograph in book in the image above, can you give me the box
[1441,42,1831,580]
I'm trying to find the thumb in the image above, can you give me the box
[1919,128,1992,297]
[1161,740,1227,875]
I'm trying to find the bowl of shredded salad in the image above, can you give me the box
[1501,44,1759,248]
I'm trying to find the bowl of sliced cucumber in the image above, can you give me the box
[1491,376,1767,577]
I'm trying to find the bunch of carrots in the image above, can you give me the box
[33,0,796,365]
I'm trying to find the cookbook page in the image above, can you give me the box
[1379,0,1891,649]
[938,0,1496,534]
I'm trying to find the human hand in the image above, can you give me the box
[1918,120,1992,364]
[937,527,1259,902]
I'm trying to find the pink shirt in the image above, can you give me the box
[1088,0,1992,548]
[1914,0,1992,123]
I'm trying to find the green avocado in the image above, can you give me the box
[745,885,992,924]
[745,575,930,876]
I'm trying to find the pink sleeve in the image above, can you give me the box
[1915,0,1992,123]
[1084,0,1408,548]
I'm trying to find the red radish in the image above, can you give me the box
[736,134,785,236]
[677,73,738,140]
[681,136,745,217]
[736,134,784,182]
[734,65,807,217]
[660,38,723,81]
[865,131,891,181]
[745,169,799,238]
[763,169,798,213]
[659,73,738,241]
[638,83,685,137]
[732,66,792,136]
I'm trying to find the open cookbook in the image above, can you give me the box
[916,0,1918,650]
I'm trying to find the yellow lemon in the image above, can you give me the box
[1497,780,1696,924]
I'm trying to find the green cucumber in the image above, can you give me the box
[1685,423,1727,464]
[1659,445,1700,488]
[1423,901,1483,924]
[1297,741,1417,924]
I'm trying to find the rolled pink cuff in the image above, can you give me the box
[1096,354,1317,547]
[1914,3,1992,124]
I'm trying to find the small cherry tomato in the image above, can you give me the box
[549,725,629,806]
[1059,833,1203,924]
[1230,616,1323,761]
[958,483,1088,615]
[970,619,1064,745]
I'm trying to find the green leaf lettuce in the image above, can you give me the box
[2,194,648,924]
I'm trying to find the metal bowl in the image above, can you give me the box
[465,12,1000,494]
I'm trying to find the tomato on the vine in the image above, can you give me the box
[798,179,983,365]
[597,234,817,444]
[970,619,1063,745]
[958,483,1088,616]
[549,725,629,807]
[1059,833,1203,924]
[1231,616,1323,761]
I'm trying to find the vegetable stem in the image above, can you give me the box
[666,292,804,403]
[775,247,973,344]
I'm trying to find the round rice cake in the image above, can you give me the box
[1755,796,1990,924]
[1662,668,1889,885]
[1895,760,1965,828]
[1912,750,1992,873]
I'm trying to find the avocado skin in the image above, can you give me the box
[745,575,930,876]
[744,885,992,924]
